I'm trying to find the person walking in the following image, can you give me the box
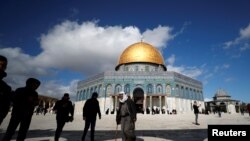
[217,105,221,117]
[116,91,137,141]
[2,78,40,141]
[0,55,12,126]
[53,93,74,141]
[247,103,250,116]
[81,92,101,141]
[193,101,200,125]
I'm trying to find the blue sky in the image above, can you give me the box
[0,0,250,103]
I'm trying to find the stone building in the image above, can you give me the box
[205,89,240,114]
[38,95,58,109]
[9,95,58,115]
[74,42,204,115]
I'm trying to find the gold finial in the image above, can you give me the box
[140,36,143,42]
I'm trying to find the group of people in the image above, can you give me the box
[0,55,12,127]
[0,54,230,140]
[0,54,137,141]
[80,91,137,141]
[0,54,206,140]
[53,91,137,141]
[0,55,42,141]
[0,55,71,141]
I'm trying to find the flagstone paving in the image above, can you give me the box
[0,112,249,141]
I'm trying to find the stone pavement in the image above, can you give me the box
[0,112,249,141]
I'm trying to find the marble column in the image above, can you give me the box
[159,96,162,114]
[109,96,112,114]
[115,96,118,114]
[150,96,152,114]
[143,94,147,114]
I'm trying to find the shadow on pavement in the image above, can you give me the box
[0,129,207,141]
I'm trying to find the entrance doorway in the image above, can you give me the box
[133,88,144,113]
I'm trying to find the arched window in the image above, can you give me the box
[175,85,180,97]
[189,88,193,99]
[125,66,128,71]
[147,84,153,94]
[90,87,94,96]
[115,84,122,94]
[181,86,184,98]
[106,84,112,96]
[98,85,102,96]
[185,87,189,99]
[86,88,89,99]
[125,84,130,94]
[79,91,82,101]
[194,89,197,100]
[83,90,86,100]
[166,85,171,95]
[76,91,80,101]
[135,66,139,71]
[94,86,98,93]
[157,84,162,94]
[79,90,82,100]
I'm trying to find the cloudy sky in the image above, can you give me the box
[0,0,250,103]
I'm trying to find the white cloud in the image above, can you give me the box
[1,47,53,92]
[223,23,250,53]
[35,21,173,75]
[172,21,191,38]
[214,64,230,73]
[203,80,208,85]
[0,47,49,77]
[240,23,250,39]
[240,43,250,51]
[38,79,79,100]
[1,20,174,99]
[222,64,230,69]
[181,67,203,78]
[165,55,203,79]
[224,77,233,82]
[166,54,175,65]
[204,98,212,102]
[142,25,173,48]
[204,73,213,80]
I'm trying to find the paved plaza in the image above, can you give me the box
[0,112,249,141]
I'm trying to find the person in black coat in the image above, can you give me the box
[2,78,40,141]
[193,101,200,125]
[82,92,101,141]
[0,55,12,126]
[116,91,137,141]
[247,103,250,116]
[53,93,74,141]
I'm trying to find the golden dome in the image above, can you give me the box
[115,42,166,70]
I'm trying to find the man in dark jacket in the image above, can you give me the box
[53,93,74,141]
[247,103,250,116]
[82,92,101,141]
[193,101,200,125]
[2,78,40,141]
[116,91,137,141]
[0,55,12,126]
